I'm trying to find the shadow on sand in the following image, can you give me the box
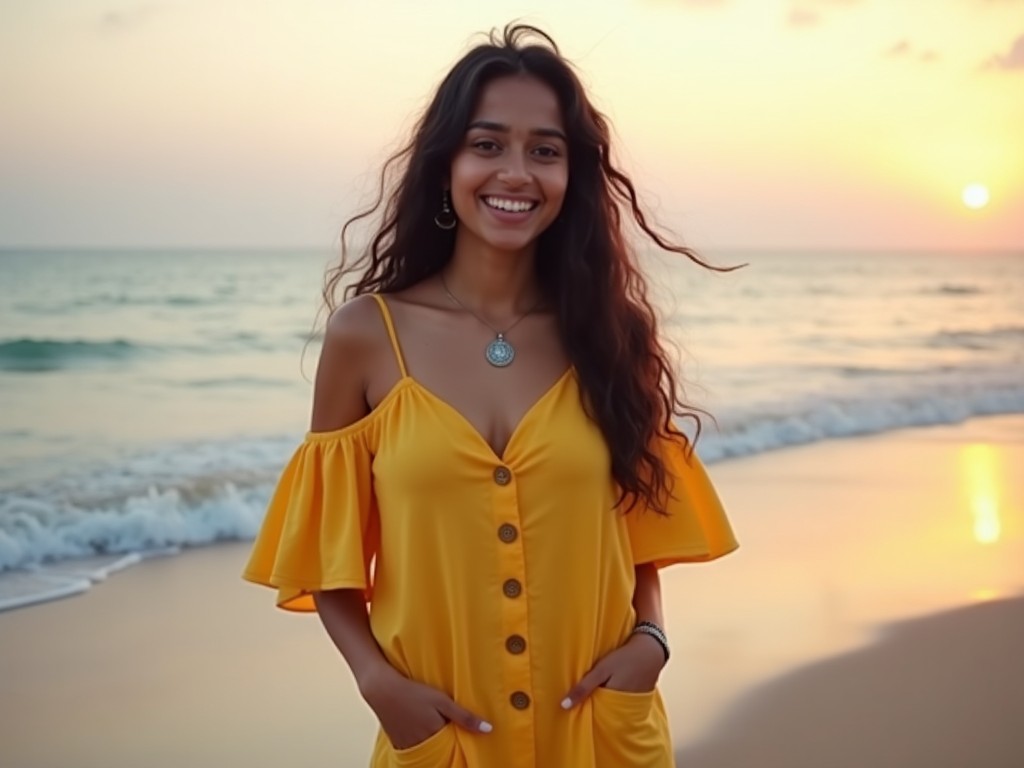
[675,597,1024,768]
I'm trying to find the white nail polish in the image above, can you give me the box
[561,698,573,710]
[479,721,493,733]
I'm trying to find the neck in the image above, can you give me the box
[442,233,542,318]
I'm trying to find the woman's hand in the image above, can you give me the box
[358,664,493,750]
[560,633,666,709]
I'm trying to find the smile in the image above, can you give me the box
[482,196,539,213]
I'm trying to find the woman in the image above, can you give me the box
[244,23,737,768]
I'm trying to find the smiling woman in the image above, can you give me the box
[242,22,737,768]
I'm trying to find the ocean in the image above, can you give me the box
[1,247,1022,610]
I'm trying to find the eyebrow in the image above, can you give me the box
[467,120,567,142]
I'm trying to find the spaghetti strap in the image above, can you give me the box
[370,294,409,378]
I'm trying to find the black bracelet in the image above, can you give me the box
[632,620,670,663]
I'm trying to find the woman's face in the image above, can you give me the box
[448,75,569,257]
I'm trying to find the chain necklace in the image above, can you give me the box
[439,274,544,368]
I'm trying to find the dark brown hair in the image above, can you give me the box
[322,23,736,513]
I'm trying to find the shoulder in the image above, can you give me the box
[311,294,389,432]
[323,293,387,348]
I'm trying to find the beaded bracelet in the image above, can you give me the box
[632,620,670,663]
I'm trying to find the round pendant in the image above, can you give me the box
[486,336,515,367]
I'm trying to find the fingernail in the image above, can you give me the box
[561,697,573,710]
[479,721,493,733]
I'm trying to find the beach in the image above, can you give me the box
[2,415,1021,768]
[3,0,1022,762]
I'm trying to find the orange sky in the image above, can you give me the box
[1,0,1022,249]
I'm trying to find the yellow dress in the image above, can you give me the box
[243,294,738,768]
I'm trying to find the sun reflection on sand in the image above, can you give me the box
[971,588,1001,601]
[962,444,1002,545]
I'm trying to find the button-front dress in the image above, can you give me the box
[243,294,738,768]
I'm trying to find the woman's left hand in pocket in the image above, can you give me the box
[560,633,666,709]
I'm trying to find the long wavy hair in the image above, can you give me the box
[322,23,736,514]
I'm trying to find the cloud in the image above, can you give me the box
[787,8,820,27]
[886,39,911,56]
[98,4,160,33]
[643,0,729,6]
[984,33,1024,69]
[884,39,942,63]
[786,0,861,28]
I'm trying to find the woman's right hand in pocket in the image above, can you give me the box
[358,664,493,750]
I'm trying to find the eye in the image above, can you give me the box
[533,145,562,159]
[472,139,500,152]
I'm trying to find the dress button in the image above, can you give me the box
[498,523,518,543]
[505,634,526,654]
[502,578,522,598]
[493,466,512,486]
[510,691,531,710]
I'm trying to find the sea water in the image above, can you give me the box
[1,247,1021,609]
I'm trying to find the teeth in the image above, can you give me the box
[484,196,536,213]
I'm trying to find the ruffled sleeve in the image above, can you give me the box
[242,428,380,612]
[625,431,738,569]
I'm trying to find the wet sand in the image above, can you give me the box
[1,416,1021,767]
[676,596,1024,768]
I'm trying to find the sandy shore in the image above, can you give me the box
[1,416,1021,767]
[676,596,1024,768]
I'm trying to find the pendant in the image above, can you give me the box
[486,334,515,367]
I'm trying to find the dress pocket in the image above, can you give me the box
[390,723,458,767]
[591,687,674,768]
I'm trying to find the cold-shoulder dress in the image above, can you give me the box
[243,294,738,768]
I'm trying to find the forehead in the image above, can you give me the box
[470,75,563,131]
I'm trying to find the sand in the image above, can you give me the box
[1,416,1022,768]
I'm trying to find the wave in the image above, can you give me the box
[0,338,142,371]
[0,435,293,574]
[0,334,301,372]
[697,384,1024,462]
[0,480,267,574]
[76,293,217,309]
[924,283,984,296]
[184,376,294,389]
[927,325,1024,351]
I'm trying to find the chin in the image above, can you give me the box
[485,237,540,255]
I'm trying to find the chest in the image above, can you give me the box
[371,378,611,508]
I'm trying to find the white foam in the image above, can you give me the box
[38,552,142,581]
[0,570,92,612]
[697,385,1024,463]
[0,481,269,574]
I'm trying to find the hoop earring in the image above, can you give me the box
[434,189,457,230]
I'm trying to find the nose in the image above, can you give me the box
[497,150,531,186]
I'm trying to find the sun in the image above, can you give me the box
[962,184,990,210]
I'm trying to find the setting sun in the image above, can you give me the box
[962,184,990,210]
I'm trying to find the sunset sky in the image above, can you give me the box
[2,0,1022,250]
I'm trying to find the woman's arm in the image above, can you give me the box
[308,299,491,746]
[632,562,664,627]
[309,299,395,690]
[312,589,392,691]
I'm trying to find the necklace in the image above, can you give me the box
[440,274,543,368]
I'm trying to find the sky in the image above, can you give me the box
[1,0,1022,250]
